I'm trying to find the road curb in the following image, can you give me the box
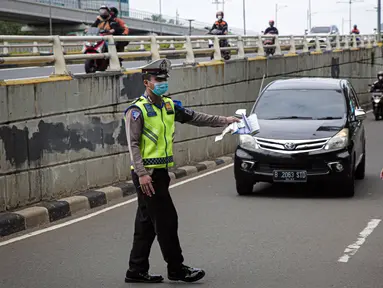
[0,154,234,238]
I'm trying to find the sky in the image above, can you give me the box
[129,0,379,35]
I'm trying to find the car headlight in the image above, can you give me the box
[324,128,349,150]
[239,134,259,151]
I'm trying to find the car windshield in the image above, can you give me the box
[310,27,331,33]
[253,89,346,120]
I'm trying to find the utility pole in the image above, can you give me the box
[308,0,312,30]
[243,0,246,35]
[49,0,52,35]
[212,0,225,12]
[336,0,364,33]
[378,0,381,41]
[275,3,288,27]
[159,0,162,36]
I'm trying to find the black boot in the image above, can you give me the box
[125,270,164,283]
[168,265,206,283]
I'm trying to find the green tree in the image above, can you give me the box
[0,21,26,35]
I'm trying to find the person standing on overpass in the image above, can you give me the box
[123,59,240,284]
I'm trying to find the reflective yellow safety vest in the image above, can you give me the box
[125,95,175,170]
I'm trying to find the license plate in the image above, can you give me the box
[273,170,307,182]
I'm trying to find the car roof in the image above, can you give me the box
[266,78,344,91]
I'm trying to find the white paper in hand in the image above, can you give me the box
[215,124,234,142]
[215,113,261,142]
[247,113,260,135]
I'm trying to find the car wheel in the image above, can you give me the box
[342,165,355,198]
[236,180,255,196]
[355,150,366,180]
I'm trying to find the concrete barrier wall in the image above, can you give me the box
[0,47,382,212]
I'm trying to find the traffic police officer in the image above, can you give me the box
[124,59,239,283]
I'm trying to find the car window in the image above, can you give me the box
[348,83,361,108]
[310,26,331,33]
[342,84,356,121]
[253,89,347,120]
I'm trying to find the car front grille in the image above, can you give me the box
[257,162,328,173]
[255,137,330,154]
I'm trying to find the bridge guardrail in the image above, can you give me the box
[0,34,378,75]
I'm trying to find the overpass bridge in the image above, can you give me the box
[0,0,215,35]
[0,32,380,216]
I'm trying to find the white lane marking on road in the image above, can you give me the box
[0,163,234,247]
[338,218,381,263]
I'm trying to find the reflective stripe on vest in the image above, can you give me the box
[125,96,175,170]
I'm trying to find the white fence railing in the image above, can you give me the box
[0,34,378,75]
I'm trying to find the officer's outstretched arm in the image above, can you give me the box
[124,108,149,177]
[174,101,227,127]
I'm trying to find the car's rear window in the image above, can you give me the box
[310,27,331,33]
[253,89,347,120]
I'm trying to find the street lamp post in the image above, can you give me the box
[187,19,195,36]
[308,0,312,30]
[336,0,364,33]
[275,3,288,27]
[49,0,52,35]
[243,0,246,35]
[378,0,381,41]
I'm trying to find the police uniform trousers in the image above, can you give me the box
[129,168,184,272]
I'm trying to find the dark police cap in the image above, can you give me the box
[141,59,171,79]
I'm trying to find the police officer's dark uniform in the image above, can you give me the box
[370,71,383,92]
[124,59,236,284]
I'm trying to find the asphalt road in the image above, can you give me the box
[1,113,383,288]
[0,53,258,80]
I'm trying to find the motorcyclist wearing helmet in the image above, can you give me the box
[110,7,130,56]
[264,20,279,35]
[209,11,228,35]
[370,71,383,92]
[91,5,124,36]
[351,24,360,35]
[110,7,129,36]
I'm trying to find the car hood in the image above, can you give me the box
[255,119,345,140]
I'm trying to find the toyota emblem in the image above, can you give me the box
[284,143,296,150]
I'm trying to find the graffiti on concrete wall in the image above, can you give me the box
[331,57,340,79]
[0,118,127,168]
[120,73,145,100]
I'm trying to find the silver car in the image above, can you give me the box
[305,25,340,48]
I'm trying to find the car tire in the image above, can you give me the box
[355,150,366,180]
[342,164,355,198]
[236,180,254,196]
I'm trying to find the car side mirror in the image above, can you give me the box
[235,109,247,118]
[355,108,367,121]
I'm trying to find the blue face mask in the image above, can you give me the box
[150,81,169,96]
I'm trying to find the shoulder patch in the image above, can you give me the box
[165,102,174,115]
[131,110,141,121]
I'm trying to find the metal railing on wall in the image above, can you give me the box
[0,34,378,75]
